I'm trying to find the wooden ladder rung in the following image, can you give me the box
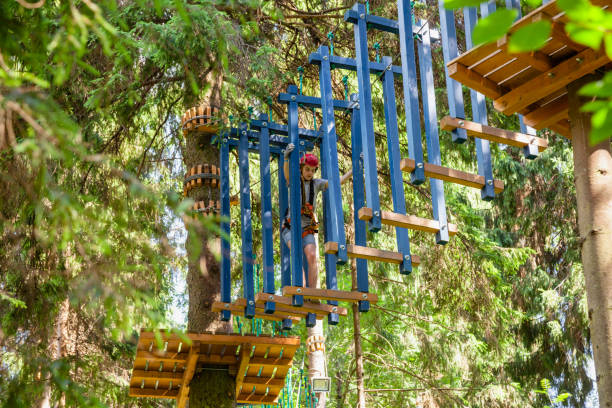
[282,286,378,303]
[324,242,420,267]
[400,158,504,193]
[254,293,348,316]
[440,116,548,152]
[211,301,301,322]
[358,207,458,236]
[234,298,323,319]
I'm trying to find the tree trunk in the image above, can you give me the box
[307,244,327,408]
[351,260,366,408]
[568,75,612,408]
[184,75,235,407]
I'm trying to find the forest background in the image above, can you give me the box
[0,0,607,407]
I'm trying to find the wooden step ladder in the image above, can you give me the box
[212,301,302,322]
[282,286,379,303]
[358,207,458,236]
[400,158,504,193]
[255,293,348,317]
[324,241,421,267]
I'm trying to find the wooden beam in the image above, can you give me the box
[255,293,348,316]
[197,354,238,365]
[137,332,301,347]
[282,285,379,303]
[447,62,504,100]
[211,302,302,322]
[494,47,609,115]
[237,393,278,404]
[176,341,200,408]
[135,350,187,363]
[550,21,586,52]
[400,158,504,194]
[235,345,251,397]
[523,95,569,130]
[233,298,317,317]
[131,370,183,380]
[497,34,553,72]
[324,241,420,266]
[242,377,284,387]
[129,388,179,398]
[358,207,458,236]
[549,119,571,138]
[249,357,293,367]
[440,116,548,152]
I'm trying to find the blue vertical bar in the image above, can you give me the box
[320,129,340,325]
[287,85,304,307]
[219,132,231,322]
[464,6,496,200]
[504,0,539,159]
[277,152,292,330]
[438,0,468,144]
[258,113,275,314]
[350,93,370,311]
[346,3,382,231]
[317,45,348,263]
[398,0,425,185]
[417,25,450,244]
[239,123,255,318]
[380,57,414,272]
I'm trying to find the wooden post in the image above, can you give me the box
[568,75,612,407]
[351,259,367,408]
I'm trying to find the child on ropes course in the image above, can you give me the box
[282,143,350,289]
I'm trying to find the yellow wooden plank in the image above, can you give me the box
[440,116,547,152]
[129,388,179,398]
[255,293,348,316]
[358,207,458,236]
[137,331,301,348]
[242,377,285,387]
[282,286,379,303]
[497,33,553,72]
[324,241,421,266]
[493,47,609,115]
[135,351,187,364]
[237,393,278,404]
[211,301,302,322]
[446,62,505,100]
[233,298,319,318]
[176,341,199,408]
[131,370,183,380]
[249,356,293,367]
[523,95,569,130]
[235,345,252,397]
[400,158,504,194]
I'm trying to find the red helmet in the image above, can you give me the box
[300,153,319,168]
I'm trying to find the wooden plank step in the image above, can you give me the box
[282,286,379,303]
[237,392,278,404]
[129,388,179,398]
[137,331,301,347]
[255,293,348,316]
[324,241,420,267]
[439,116,548,152]
[242,377,285,387]
[234,298,323,319]
[400,158,504,194]
[358,207,458,236]
[211,301,302,322]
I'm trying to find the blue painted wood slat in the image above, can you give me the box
[219,133,232,322]
[277,152,293,330]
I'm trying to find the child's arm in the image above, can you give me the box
[283,143,295,184]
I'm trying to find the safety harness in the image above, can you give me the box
[283,178,319,238]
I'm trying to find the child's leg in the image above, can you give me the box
[303,243,318,288]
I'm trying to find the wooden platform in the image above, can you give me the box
[181,105,219,135]
[439,116,548,152]
[324,241,421,266]
[281,286,379,303]
[255,293,348,316]
[129,331,299,406]
[446,0,611,137]
[400,158,504,193]
[358,207,458,236]
[211,301,302,322]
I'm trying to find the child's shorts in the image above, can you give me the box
[281,228,316,249]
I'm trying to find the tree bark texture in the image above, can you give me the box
[184,78,235,407]
[351,259,366,408]
[569,75,612,407]
[307,246,327,408]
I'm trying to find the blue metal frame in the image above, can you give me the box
[417,24,451,244]
[398,0,425,184]
[278,93,353,111]
[344,8,441,40]
[381,56,415,272]
[277,152,293,330]
[438,1,468,144]
[315,46,348,263]
[349,93,371,310]
[464,6,496,200]
[309,52,403,75]
[287,85,304,307]
[238,123,256,318]
[258,114,276,314]
[219,133,232,322]
[345,4,382,231]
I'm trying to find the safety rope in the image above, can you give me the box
[374,42,381,63]
[297,66,305,95]
[342,75,349,101]
[326,31,334,56]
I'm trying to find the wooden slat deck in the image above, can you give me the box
[129,331,299,406]
[358,207,458,236]
[211,301,302,322]
[282,286,379,303]
[447,0,612,137]
[400,158,504,194]
[324,241,421,266]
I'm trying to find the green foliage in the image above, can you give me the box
[509,20,551,52]
[472,9,518,46]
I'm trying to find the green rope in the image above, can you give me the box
[342,75,349,101]
[297,66,305,95]
[374,42,381,63]
[267,96,273,121]
[366,0,370,14]
[327,32,334,56]
[248,106,253,119]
